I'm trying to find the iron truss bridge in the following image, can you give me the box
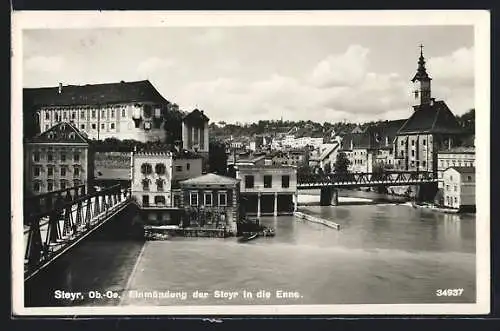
[23,184,131,281]
[297,171,438,189]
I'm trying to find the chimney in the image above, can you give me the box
[58,83,62,94]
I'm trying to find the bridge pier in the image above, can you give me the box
[320,187,339,206]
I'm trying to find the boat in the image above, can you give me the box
[238,233,259,243]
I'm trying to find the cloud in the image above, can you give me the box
[191,28,226,45]
[137,57,175,76]
[25,55,65,73]
[308,44,370,88]
[427,47,474,87]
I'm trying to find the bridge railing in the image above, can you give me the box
[297,171,436,186]
[24,183,131,279]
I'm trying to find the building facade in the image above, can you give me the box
[171,150,204,208]
[182,109,210,155]
[235,165,298,217]
[179,173,240,233]
[24,80,182,142]
[24,122,93,196]
[442,167,475,210]
[393,48,466,174]
[437,147,475,189]
[131,150,173,211]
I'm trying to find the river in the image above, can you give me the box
[24,190,476,307]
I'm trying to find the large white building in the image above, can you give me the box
[437,147,475,189]
[24,80,182,143]
[442,167,475,210]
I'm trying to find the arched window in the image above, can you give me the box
[155,163,166,175]
[141,163,152,174]
[156,178,165,191]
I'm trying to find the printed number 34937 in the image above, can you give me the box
[436,288,464,296]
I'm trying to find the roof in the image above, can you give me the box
[94,168,130,180]
[397,100,464,134]
[27,122,90,144]
[444,166,475,174]
[183,108,210,123]
[179,173,240,186]
[318,142,340,161]
[438,147,475,154]
[23,80,170,109]
[236,164,296,170]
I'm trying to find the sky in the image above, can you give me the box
[22,26,474,124]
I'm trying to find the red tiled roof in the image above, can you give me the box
[397,100,464,134]
[23,80,170,109]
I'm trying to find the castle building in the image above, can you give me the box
[24,122,93,196]
[393,46,467,174]
[23,80,182,142]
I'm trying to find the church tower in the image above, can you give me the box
[411,44,432,106]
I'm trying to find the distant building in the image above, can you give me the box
[24,122,93,196]
[235,164,297,217]
[179,173,241,233]
[24,80,180,142]
[442,167,475,211]
[437,147,475,189]
[182,109,210,156]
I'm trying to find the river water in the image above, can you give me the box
[24,191,476,307]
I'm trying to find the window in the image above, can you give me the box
[47,166,53,177]
[401,140,404,146]
[45,112,50,120]
[71,112,76,120]
[80,124,85,130]
[400,151,404,157]
[60,180,66,190]
[47,152,53,162]
[264,175,272,188]
[450,175,453,181]
[122,109,126,118]
[454,185,457,192]
[101,123,105,129]
[446,185,450,191]
[144,122,151,130]
[142,195,150,206]
[60,167,66,176]
[416,161,420,167]
[154,196,166,205]
[155,163,166,175]
[282,175,290,188]
[423,139,426,146]
[142,179,150,191]
[190,192,198,206]
[63,112,67,119]
[33,166,40,177]
[204,192,213,206]
[423,161,426,167]
[411,140,415,146]
[111,110,115,118]
[141,163,153,174]
[245,175,254,188]
[156,179,164,191]
[173,195,180,207]
[92,124,96,130]
[61,152,66,162]
[74,153,80,162]
[47,181,53,191]
[73,179,81,187]
[411,150,415,157]
[33,151,40,162]
[187,163,191,170]
[219,192,227,206]
[92,110,96,118]
[411,161,415,167]
[33,182,40,193]
[110,123,115,129]
[80,111,85,119]
[74,167,80,177]
[175,165,183,172]
[467,175,472,181]
[454,197,458,203]
[101,110,106,118]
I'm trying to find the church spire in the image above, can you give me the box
[411,44,432,106]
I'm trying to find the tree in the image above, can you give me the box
[209,141,228,175]
[333,152,350,174]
